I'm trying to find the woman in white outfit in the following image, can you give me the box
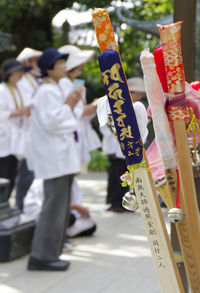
[58,45,101,237]
[15,48,42,211]
[0,59,32,200]
[27,48,82,271]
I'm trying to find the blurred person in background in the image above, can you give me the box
[0,59,32,201]
[58,45,101,237]
[27,48,82,271]
[100,77,148,212]
[17,47,42,96]
[14,47,42,211]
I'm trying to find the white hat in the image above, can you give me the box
[58,45,95,71]
[127,77,145,93]
[17,47,42,62]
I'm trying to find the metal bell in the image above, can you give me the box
[187,136,194,151]
[168,208,185,223]
[122,188,139,211]
[192,150,200,166]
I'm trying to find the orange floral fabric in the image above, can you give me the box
[92,8,119,53]
[168,106,189,120]
[158,22,185,94]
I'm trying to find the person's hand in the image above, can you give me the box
[76,206,89,217]
[22,106,31,117]
[9,105,32,118]
[83,98,98,116]
[65,87,83,110]
[71,204,89,217]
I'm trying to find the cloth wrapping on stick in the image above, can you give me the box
[140,48,177,209]
[158,22,185,98]
[92,10,185,292]
[98,49,143,166]
[97,96,148,143]
[92,8,119,53]
[140,49,176,170]
[158,21,200,292]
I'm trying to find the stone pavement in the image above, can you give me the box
[0,171,170,293]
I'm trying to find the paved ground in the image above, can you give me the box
[0,171,170,293]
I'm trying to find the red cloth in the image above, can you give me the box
[154,45,168,93]
[190,81,200,93]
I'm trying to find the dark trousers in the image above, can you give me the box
[31,174,73,261]
[15,159,34,211]
[0,155,18,200]
[106,156,129,208]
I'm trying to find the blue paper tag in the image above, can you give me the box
[98,49,143,165]
[73,78,85,90]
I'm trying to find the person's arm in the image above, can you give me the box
[64,86,83,109]
[36,86,78,135]
[133,101,148,143]
[70,204,89,217]
[9,106,31,118]
[82,99,98,116]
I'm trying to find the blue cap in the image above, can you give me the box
[37,48,69,77]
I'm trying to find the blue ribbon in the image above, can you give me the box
[98,49,143,165]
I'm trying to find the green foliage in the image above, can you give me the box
[115,0,173,78]
[88,150,110,171]
[0,0,173,88]
[82,53,105,102]
[142,0,173,19]
[70,0,173,100]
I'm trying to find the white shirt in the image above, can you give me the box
[27,78,80,179]
[59,77,101,163]
[100,101,148,159]
[17,72,39,98]
[0,82,30,158]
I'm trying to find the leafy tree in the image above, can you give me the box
[0,0,173,96]
[0,0,74,54]
[80,0,173,100]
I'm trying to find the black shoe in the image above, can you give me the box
[74,224,97,238]
[27,256,70,271]
[107,206,127,213]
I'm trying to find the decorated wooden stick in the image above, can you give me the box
[158,21,200,292]
[93,9,184,293]
[141,47,200,292]
[140,48,177,209]
[92,8,119,53]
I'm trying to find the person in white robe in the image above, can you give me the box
[0,59,32,201]
[27,48,82,272]
[17,47,42,96]
[98,77,148,212]
[15,47,42,210]
[58,45,101,237]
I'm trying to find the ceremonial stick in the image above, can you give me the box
[93,9,184,293]
[141,48,200,292]
[158,22,200,292]
[140,49,177,210]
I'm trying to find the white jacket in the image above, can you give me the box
[100,101,148,159]
[59,77,101,163]
[17,73,40,98]
[0,82,31,158]
[27,79,80,179]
